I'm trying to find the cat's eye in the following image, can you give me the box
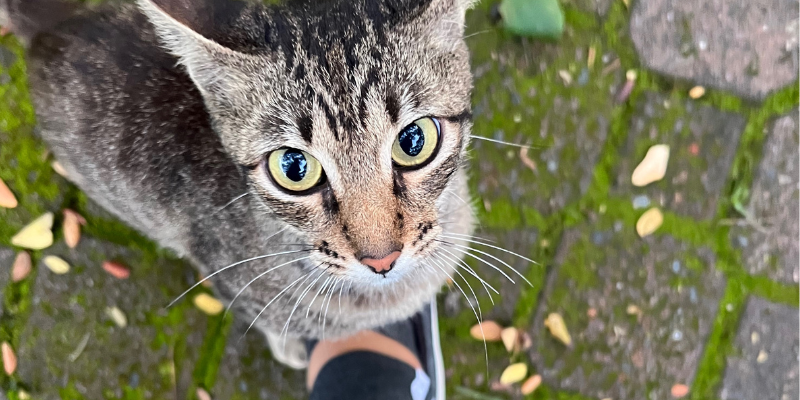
[392,117,440,168]
[267,148,324,193]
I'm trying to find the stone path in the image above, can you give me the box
[0,0,797,399]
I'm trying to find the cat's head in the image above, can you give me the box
[139,0,475,302]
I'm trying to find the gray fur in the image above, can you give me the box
[6,0,475,364]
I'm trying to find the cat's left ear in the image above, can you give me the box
[137,0,260,107]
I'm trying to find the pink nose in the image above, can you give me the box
[360,251,402,274]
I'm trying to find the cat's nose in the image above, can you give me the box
[360,251,401,275]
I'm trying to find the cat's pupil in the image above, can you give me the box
[280,150,307,182]
[399,124,424,156]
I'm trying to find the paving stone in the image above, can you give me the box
[720,296,799,400]
[730,111,799,284]
[0,247,13,318]
[613,92,745,220]
[529,224,727,399]
[630,0,799,100]
[16,238,207,400]
[212,321,307,400]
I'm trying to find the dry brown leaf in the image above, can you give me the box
[196,388,212,400]
[519,147,536,171]
[43,255,70,274]
[11,252,32,282]
[521,374,542,395]
[544,313,572,346]
[103,261,131,279]
[105,306,128,327]
[11,212,54,250]
[688,86,705,99]
[63,209,86,249]
[469,320,502,341]
[499,363,527,384]
[0,178,17,208]
[671,383,689,398]
[636,208,663,237]
[194,293,224,315]
[520,331,532,351]
[631,144,670,186]
[501,327,519,353]
[2,342,16,375]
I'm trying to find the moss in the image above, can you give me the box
[192,314,233,393]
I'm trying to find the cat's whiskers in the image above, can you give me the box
[439,234,540,266]
[241,267,317,341]
[435,247,497,305]
[435,239,533,286]
[321,277,341,339]
[281,266,332,348]
[469,135,539,149]
[167,243,304,308]
[306,276,333,319]
[435,241,516,284]
[439,231,496,243]
[224,255,313,318]
[217,192,249,213]
[423,257,489,374]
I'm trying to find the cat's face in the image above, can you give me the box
[140,0,474,305]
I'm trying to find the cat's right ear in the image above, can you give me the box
[137,0,258,107]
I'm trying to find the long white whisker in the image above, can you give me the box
[242,270,312,340]
[307,277,332,318]
[167,245,304,308]
[281,269,328,347]
[470,135,534,149]
[322,278,340,339]
[438,240,533,286]
[436,248,497,305]
[224,255,312,317]
[218,192,249,212]
[440,234,540,265]
[424,260,489,375]
[337,278,347,315]
[439,231,496,243]
[439,245,516,284]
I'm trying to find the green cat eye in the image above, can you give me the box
[392,117,440,168]
[267,148,324,192]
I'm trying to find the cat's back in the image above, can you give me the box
[25,1,242,254]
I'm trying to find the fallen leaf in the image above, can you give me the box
[756,350,768,363]
[521,374,542,395]
[499,363,527,384]
[688,86,705,99]
[51,161,69,178]
[558,70,572,85]
[671,383,689,398]
[544,313,572,346]
[520,332,532,350]
[469,320,503,342]
[103,261,131,279]
[587,308,597,318]
[2,342,16,375]
[688,143,699,155]
[626,304,642,316]
[636,208,663,237]
[105,306,128,327]
[632,144,670,186]
[0,178,17,208]
[499,0,564,39]
[615,80,635,103]
[196,388,212,400]
[11,212,54,250]
[501,327,519,353]
[63,209,85,249]
[519,147,536,171]
[18,390,30,400]
[625,69,637,81]
[587,46,596,67]
[43,255,70,274]
[11,252,32,282]
[194,293,224,316]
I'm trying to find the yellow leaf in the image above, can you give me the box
[636,208,663,237]
[469,321,502,341]
[688,86,705,99]
[544,313,572,346]
[499,363,527,384]
[105,306,128,327]
[631,144,670,187]
[501,327,519,353]
[11,212,54,250]
[194,293,224,315]
[43,255,70,275]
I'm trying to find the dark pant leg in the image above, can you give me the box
[309,351,417,400]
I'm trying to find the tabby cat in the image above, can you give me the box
[2,0,486,367]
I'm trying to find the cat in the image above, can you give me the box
[1,0,479,368]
